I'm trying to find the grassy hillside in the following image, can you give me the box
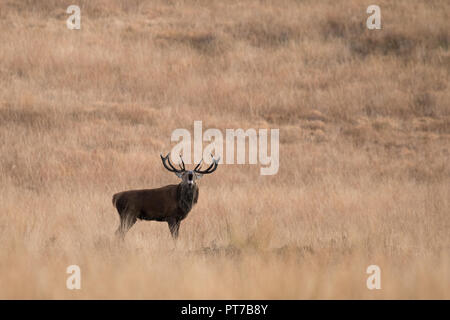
[0,0,448,298]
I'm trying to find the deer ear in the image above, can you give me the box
[195,173,203,180]
[175,172,183,178]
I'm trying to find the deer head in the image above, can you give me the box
[160,153,219,187]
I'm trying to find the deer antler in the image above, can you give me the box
[194,154,220,175]
[160,153,185,173]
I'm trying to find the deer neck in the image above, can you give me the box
[177,183,197,215]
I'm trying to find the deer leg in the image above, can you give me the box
[168,219,181,239]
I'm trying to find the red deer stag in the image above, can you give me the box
[112,153,219,239]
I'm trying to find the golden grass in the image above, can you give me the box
[0,0,449,299]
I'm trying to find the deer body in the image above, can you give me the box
[113,154,217,239]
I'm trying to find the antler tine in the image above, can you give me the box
[179,153,186,171]
[194,159,203,171]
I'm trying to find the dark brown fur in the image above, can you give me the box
[112,183,199,239]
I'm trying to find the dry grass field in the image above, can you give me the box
[0,0,449,299]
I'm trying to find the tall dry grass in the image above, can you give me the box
[0,0,449,299]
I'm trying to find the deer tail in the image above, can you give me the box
[112,193,119,208]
